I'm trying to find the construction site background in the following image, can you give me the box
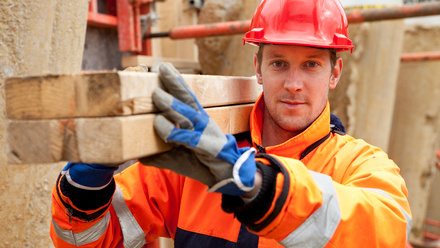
[1,0,440,247]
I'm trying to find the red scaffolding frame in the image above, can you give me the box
[87,1,440,61]
[87,0,154,55]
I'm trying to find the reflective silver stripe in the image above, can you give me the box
[112,185,146,248]
[52,211,110,246]
[280,171,341,248]
[362,187,412,241]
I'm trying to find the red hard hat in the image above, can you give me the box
[243,0,354,52]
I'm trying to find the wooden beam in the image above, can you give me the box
[7,104,254,164]
[122,56,201,71]
[5,71,260,119]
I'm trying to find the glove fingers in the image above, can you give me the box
[153,88,206,130]
[154,114,176,142]
[154,114,200,147]
[159,63,202,112]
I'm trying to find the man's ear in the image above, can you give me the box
[329,57,343,89]
[254,53,263,85]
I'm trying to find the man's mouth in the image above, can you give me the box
[281,99,305,107]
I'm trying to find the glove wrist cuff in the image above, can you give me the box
[221,162,278,225]
[208,147,257,196]
[232,147,257,191]
[57,174,115,221]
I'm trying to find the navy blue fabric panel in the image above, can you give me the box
[175,224,259,248]
[237,224,259,247]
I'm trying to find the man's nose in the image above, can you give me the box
[284,68,304,92]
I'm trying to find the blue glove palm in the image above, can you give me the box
[142,63,256,196]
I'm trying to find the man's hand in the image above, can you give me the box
[139,63,257,196]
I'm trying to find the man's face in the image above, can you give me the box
[254,44,342,140]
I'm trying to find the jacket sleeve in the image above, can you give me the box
[50,162,183,247]
[223,138,412,248]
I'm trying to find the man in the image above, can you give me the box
[50,0,412,247]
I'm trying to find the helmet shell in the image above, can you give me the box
[243,0,354,52]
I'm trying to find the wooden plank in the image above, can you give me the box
[5,71,260,120]
[7,104,254,164]
[122,56,201,71]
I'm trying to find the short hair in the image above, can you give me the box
[256,43,338,72]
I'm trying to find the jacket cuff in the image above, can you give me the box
[221,161,278,225]
[57,174,116,221]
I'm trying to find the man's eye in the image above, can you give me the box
[306,61,319,67]
[273,61,284,67]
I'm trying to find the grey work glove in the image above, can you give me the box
[139,63,257,196]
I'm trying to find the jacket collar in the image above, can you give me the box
[249,93,331,159]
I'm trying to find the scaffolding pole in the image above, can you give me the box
[144,2,440,39]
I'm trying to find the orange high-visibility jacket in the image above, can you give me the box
[51,94,412,248]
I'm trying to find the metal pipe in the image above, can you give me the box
[146,20,252,39]
[87,13,119,28]
[425,218,440,227]
[400,51,440,62]
[144,2,440,39]
[346,1,440,24]
[147,32,169,38]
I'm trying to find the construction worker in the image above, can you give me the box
[50,0,412,247]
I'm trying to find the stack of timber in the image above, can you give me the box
[5,71,261,164]
[122,56,202,74]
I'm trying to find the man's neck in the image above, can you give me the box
[261,111,302,147]
[262,129,299,147]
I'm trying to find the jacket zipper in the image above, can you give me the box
[67,207,73,223]
[256,144,266,153]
